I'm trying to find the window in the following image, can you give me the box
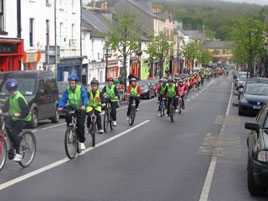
[29,18,34,47]
[0,0,5,33]
[46,20,50,46]
[60,22,63,45]
[71,24,75,38]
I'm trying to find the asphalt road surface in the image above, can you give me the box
[0,75,267,201]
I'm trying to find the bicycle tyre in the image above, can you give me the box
[170,106,174,123]
[109,113,114,130]
[19,131,36,167]
[0,140,7,172]
[64,128,77,159]
[91,120,96,147]
[129,106,136,126]
[103,111,109,133]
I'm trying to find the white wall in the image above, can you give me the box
[56,0,81,58]
[2,0,18,38]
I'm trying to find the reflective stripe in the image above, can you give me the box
[160,85,166,95]
[86,89,101,113]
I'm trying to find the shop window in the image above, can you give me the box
[29,18,34,47]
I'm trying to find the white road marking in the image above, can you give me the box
[198,79,233,201]
[225,82,233,116]
[0,120,150,191]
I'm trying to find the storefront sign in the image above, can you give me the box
[23,51,41,63]
[0,43,17,54]
[108,60,119,67]
[212,54,232,58]
[60,58,81,66]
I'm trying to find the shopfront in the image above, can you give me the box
[107,59,119,79]
[23,50,41,70]
[130,58,140,80]
[0,39,24,72]
[57,57,82,81]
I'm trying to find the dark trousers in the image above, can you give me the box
[87,110,102,130]
[127,97,140,116]
[181,95,185,107]
[65,107,86,143]
[167,97,177,115]
[106,99,117,121]
[6,119,27,153]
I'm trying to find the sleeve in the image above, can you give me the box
[100,92,106,104]
[126,86,131,94]
[114,86,119,97]
[156,84,160,93]
[58,89,69,108]
[100,85,106,97]
[137,86,142,96]
[2,98,10,113]
[18,97,30,118]
[80,87,88,107]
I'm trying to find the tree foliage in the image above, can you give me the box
[181,42,201,69]
[198,48,213,65]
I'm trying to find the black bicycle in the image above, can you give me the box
[168,98,176,123]
[159,97,166,117]
[0,113,36,171]
[103,102,114,133]
[88,105,102,147]
[128,102,136,126]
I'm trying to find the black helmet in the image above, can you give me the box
[130,78,137,82]
[90,80,99,85]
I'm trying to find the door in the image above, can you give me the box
[36,77,50,119]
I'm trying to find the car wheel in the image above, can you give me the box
[148,93,151,99]
[51,108,59,123]
[30,109,38,128]
[239,106,244,116]
[248,160,267,196]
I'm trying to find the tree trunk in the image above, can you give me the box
[123,55,127,92]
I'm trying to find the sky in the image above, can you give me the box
[82,0,268,6]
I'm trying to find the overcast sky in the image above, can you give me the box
[82,0,268,6]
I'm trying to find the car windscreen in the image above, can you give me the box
[57,82,69,94]
[138,82,148,87]
[0,78,36,96]
[239,76,247,81]
[245,85,268,96]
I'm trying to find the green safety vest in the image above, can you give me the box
[160,84,166,95]
[86,89,101,113]
[67,85,82,109]
[105,85,118,102]
[130,85,138,97]
[167,84,176,98]
[9,91,31,122]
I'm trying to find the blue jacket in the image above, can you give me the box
[58,86,88,108]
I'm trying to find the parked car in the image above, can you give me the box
[245,103,268,195]
[137,80,155,99]
[57,81,69,116]
[0,71,59,128]
[234,71,247,88]
[239,83,268,116]
[148,79,158,95]
[237,76,247,90]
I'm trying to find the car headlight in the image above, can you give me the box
[240,98,248,104]
[257,151,268,162]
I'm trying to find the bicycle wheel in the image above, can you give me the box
[103,111,109,133]
[91,120,96,147]
[0,140,7,172]
[109,112,114,130]
[64,128,77,159]
[19,131,36,167]
[170,106,174,123]
[129,106,136,126]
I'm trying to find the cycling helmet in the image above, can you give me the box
[6,79,18,91]
[130,78,137,82]
[91,79,99,85]
[174,77,179,81]
[159,78,165,82]
[179,79,184,83]
[168,78,174,83]
[107,77,114,82]
[68,75,79,82]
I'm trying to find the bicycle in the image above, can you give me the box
[88,105,103,147]
[128,102,136,126]
[168,98,176,123]
[159,97,166,117]
[178,97,182,114]
[103,102,114,133]
[0,113,36,171]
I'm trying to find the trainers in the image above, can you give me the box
[98,129,104,134]
[136,108,139,112]
[13,154,23,162]
[78,143,86,150]
[175,109,179,113]
[113,121,117,126]
[127,116,129,121]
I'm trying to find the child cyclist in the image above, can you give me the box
[157,78,167,112]
[163,78,179,115]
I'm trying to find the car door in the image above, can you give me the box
[36,77,49,119]
[45,74,59,118]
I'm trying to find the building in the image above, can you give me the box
[0,0,24,72]
[56,0,82,82]
[21,0,55,71]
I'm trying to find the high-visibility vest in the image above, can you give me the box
[9,91,31,121]
[86,89,101,113]
[67,85,82,109]
[105,85,118,102]
[159,84,166,95]
[130,85,138,97]
[178,85,185,96]
[167,84,176,98]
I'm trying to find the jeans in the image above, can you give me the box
[87,110,102,130]
[65,106,86,143]
[127,97,140,116]
[6,118,27,153]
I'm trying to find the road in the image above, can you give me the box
[0,75,267,201]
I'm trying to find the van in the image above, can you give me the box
[0,71,59,128]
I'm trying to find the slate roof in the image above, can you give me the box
[184,30,203,39]
[82,7,109,38]
[202,40,234,49]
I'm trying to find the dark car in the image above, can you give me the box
[57,81,69,116]
[239,83,268,116]
[0,71,59,128]
[137,80,155,99]
[148,79,158,95]
[245,104,268,195]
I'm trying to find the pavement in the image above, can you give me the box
[0,75,267,201]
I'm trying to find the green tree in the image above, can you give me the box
[102,11,141,90]
[198,48,213,66]
[181,42,201,71]
[232,17,267,76]
[212,49,221,63]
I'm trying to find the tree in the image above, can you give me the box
[232,17,267,77]
[181,42,201,71]
[212,49,221,63]
[198,48,213,66]
[102,11,141,91]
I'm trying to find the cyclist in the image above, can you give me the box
[0,79,31,161]
[178,79,186,109]
[58,75,88,150]
[163,78,179,115]
[87,80,106,134]
[101,77,119,126]
[126,78,141,121]
[157,78,167,112]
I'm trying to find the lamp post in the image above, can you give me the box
[105,44,112,82]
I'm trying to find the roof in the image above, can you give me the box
[184,30,203,39]
[203,40,233,49]
[82,8,110,38]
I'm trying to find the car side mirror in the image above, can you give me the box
[245,122,260,131]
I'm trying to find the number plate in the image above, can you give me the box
[253,105,261,110]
